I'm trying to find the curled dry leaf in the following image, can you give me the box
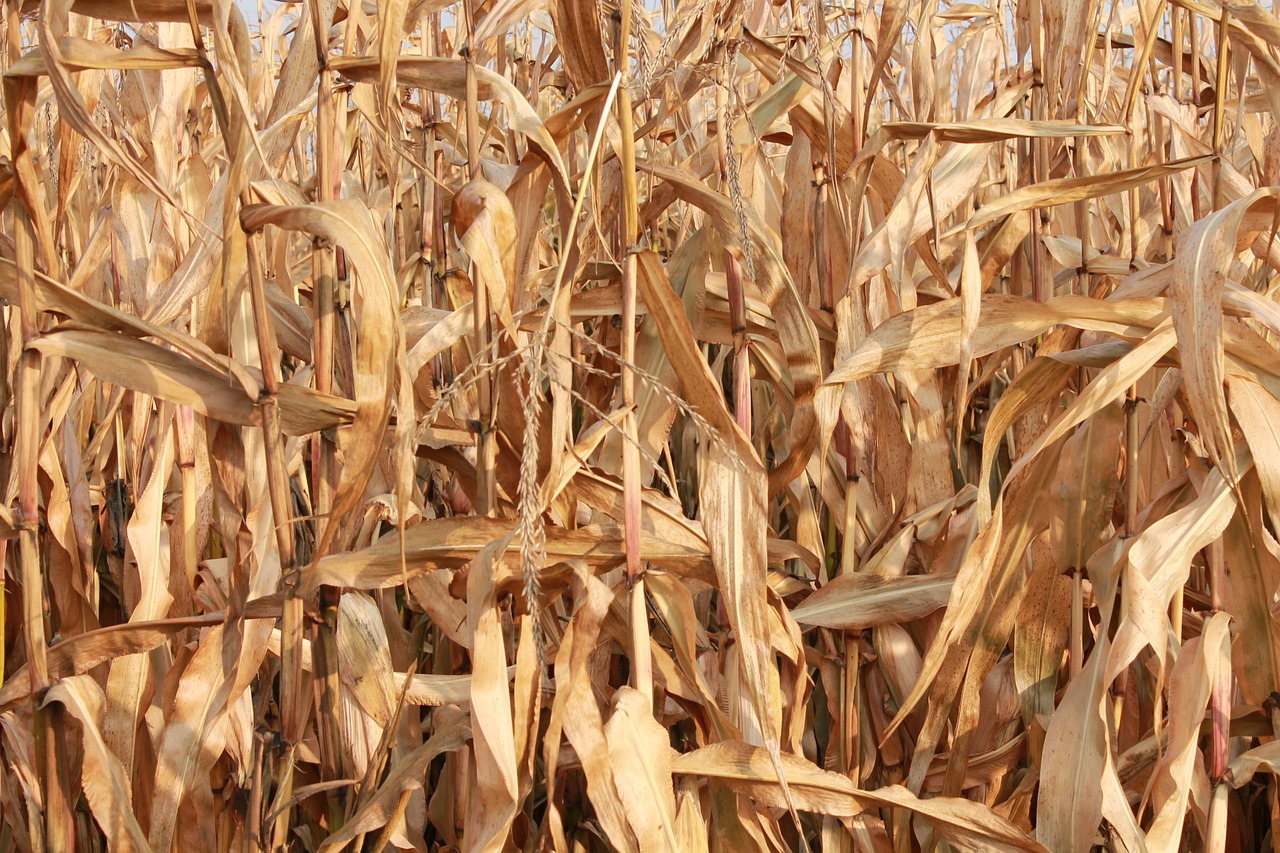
[241,200,404,560]
[452,180,518,332]
[42,677,152,853]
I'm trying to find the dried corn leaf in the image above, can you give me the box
[1146,613,1232,851]
[42,677,151,853]
[241,201,403,559]
[1037,564,1119,853]
[336,591,397,727]
[465,535,522,852]
[672,741,1049,852]
[329,55,570,192]
[307,516,716,594]
[1172,190,1280,480]
[883,119,1126,143]
[604,687,679,851]
[790,572,956,631]
[969,155,1212,231]
[316,709,471,852]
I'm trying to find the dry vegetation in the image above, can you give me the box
[9,0,1280,849]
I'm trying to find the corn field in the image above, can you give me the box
[9,0,1280,848]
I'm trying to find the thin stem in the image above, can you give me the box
[6,67,55,849]
[615,0,652,706]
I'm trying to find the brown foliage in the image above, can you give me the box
[5,0,1280,850]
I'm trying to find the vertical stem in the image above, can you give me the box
[1172,6,1184,104]
[1070,567,1084,679]
[423,13,449,388]
[1157,112,1174,260]
[1207,537,1229,779]
[175,406,199,591]
[843,634,861,787]
[418,119,433,283]
[1074,169,1090,293]
[1114,570,1131,732]
[848,3,866,250]
[44,703,74,851]
[314,598,345,827]
[818,155,863,582]
[0,540,6,692]
[419,13,439,299]
[279,551,306,750]
[1117,2,1161,262]
[463,0,481,180]
[1126,392,1140,533]
[189,0,316,811]
[812,162,832,306]
[244,734,265,853]
[462,0,496,519]
[1190,10,1203,221]
[1115,390,1140,726]
[312,0,337,516]
[268,748,297,851]
[1166,6,1183,260]
[716,79,751,434]
[241,229,297,577]
[615,0,652,706]
[1029,0,1049,304]
[850,0,864,148]
[14,207,46,694]
[1073,0,1098,294]
[6,67,54,850]
[1206,782,1229,853]
[1212,6,1230,212]
[305,0,342,826]
[841,472,859,578]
